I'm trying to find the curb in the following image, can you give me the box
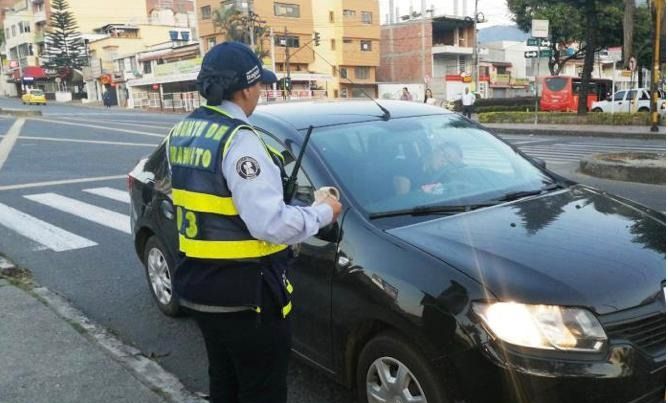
[486,126,665,140]
[0,256,205,403]
[0,108,42,117]
[579,153,666,184]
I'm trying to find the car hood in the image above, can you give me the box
[387,186,665,315]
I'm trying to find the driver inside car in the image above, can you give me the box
[393,142,464,196]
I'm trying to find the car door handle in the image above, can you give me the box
[160,200,174,220]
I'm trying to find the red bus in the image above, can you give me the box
[540,76,612,112]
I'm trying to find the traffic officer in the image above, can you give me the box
[167,41,342,403]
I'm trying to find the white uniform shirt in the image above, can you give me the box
[219,101,333,245]
[462,92,476,106]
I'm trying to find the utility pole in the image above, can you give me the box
[248,0,255,49]
[650,0,664,132]
[472,0,479,93]
[284,26,290,101]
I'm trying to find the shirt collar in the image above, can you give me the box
[220,100,250,124]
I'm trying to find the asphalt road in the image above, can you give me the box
[0,98,664,402]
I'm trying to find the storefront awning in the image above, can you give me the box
[126,71,198,87]
[274,72,333,81]
[23,66,47,79]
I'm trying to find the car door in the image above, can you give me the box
[258,129,339,370]
[612,90,627,112]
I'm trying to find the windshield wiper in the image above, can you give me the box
[369,202,497,219]
[494,183,562,203]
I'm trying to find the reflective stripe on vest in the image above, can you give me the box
[178,235,288,259]
[172,188,238,215]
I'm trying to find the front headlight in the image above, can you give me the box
[473,302,607,352]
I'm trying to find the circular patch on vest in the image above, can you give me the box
[236,156,261,179]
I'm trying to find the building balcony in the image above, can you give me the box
[432,45,473,56]
[34,10,46,23]
[34,32,44,43]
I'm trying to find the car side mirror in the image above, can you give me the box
[281,150,295,165]
[532,157,547,168]
[316,221,340,243]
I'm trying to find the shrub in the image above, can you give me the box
[477,112,659,126]
[449,97,539,112]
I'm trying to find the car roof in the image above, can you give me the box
[253,100,449,131]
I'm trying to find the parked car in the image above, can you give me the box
[591,88,666,114]
[129,101,665,403]
[21,89,46,105]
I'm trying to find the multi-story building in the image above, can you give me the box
[378,15,476,101]
[196,0,380,99]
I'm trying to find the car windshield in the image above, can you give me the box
[31,90,44,96]
[311,114,555,215]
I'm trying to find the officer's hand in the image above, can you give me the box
[322,197,342,223]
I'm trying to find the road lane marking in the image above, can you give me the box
[83,187,130,203]
[28,117,165,138]
[0,134,157,147]
[0,118,24,171]
[0,202,97,251]
[24,193,131,234]
[0,175,126,192]
[55,116,174,130]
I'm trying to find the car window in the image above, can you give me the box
[31,89,44,96]
[639,90,650,101]
[613,91,626,101]
[312,115,554,214]
[147,137,172,193]
[257,130,315,205]
[625,90,637,101]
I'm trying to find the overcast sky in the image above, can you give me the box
[379,0,515,26]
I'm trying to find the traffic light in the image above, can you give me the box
[313,31,320,47]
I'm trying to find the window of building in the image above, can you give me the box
[340,67,348,79]
[5,28,9,38]
[222,0,248,11]
[360,40,372,51]
[343,9,356,17]
[340,87,348,97]
[207,37,216,50]
[496,66,507,74]
[355,67,370,79]
[143,61,152,74]
[343,38,352,44]
[18,22,30,33]
[275,35,299,48]
[361,11,372,24]
[330,39,336,50]
[200,5,211,19]
[332,66,337,77]
[274,3,300,18]
[333,89,339,98]
[329,11,334,23]
[11,25,16,37]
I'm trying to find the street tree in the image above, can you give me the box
[212,6,270,60]
[43,0,87,89]
[507,0,624,114]
[623,0,635,67]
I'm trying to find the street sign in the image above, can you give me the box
[524,50,538,58]
[527,38,550,47]
[525,49,552,58]
[531,19,549,38]
[540,49,553,57]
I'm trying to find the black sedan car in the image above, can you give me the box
[129,101,665,403]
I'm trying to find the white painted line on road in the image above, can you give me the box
[0,134,157,147]
[57,116,174,130]
[0,202,97,251]
[24,193,131,234]
[28,117,165,138]
[0,118,24,172]
[83,187,130,203]
[0,174,126,192]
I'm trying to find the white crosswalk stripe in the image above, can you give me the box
[24,192,131,234]
[83,187,130,203]
[0,202,97,251]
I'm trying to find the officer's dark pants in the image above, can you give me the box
[191,286,291,403]
[463,105,473,119]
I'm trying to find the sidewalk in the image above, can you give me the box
[0,262,205,403]
[482,122,666,139]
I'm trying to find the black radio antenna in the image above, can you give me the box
[284,125,314,203]
[308,46,391,121]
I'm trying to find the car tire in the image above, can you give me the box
[638,107,649,112]
[357,331,451,403]
[592,108,603,112]
[143,235,181,317]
